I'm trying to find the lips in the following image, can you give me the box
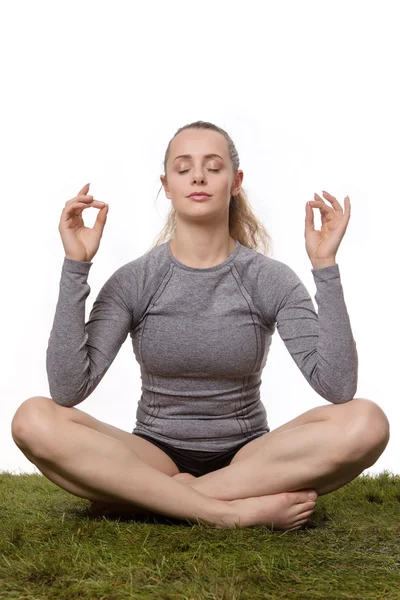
[189,192,211,198]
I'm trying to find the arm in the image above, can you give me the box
[46,257,135,407]
[275,262,358,403]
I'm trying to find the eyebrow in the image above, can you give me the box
[173,153,224,162]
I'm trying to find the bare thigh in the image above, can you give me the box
[12,396,181,477]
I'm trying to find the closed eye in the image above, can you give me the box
[178,169,220,174]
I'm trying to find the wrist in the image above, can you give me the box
[311,258,337,270]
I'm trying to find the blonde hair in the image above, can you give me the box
[149,120,273,256]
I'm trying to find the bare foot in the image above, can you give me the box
[213,489,318,530]
[172,473,318,531]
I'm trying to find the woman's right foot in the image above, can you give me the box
[213,489,318,530]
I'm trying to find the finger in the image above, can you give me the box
[308,201,334,229]
[344,195,351,220]
[321,191,344,213]
[74,200,105,208]
[60,201,88,221]
[93,203,108,234]
[67,194,94,205]
[309,199,333,216]
[78,183,91,196]
[62,200,105,222]
[72,200,106,214]
[65,200,103,213]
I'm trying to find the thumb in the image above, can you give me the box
[93,204,109,235]
[305,202,315,234]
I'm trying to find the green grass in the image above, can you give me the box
[0,471,399,599]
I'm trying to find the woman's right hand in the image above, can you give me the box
[59,183,109,262]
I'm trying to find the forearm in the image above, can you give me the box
[46,258,94,406]
[311,264,358,401]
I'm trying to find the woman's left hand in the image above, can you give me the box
[305,190,351,266]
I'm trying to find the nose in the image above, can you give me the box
[192,169,206,184]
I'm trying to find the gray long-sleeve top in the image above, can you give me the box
[46,239,358,451]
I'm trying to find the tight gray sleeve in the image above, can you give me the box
[275,263,358,403]
[46,257,133,407]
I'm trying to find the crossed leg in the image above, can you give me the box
[178,398,390,501]
[11,396,390,529]
[11,397,318,529]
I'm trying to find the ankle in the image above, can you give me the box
[207,500,239,529]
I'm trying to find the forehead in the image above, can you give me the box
[169,129,228,161]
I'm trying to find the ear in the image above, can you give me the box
[160,174,171,199]
[231,169,244,196]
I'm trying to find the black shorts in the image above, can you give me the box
[133,432,266,477]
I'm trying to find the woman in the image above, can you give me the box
[11,121,390,531]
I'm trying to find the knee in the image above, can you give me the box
[11,396,57,456]
[341,398,390,464]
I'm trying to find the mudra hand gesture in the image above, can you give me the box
[305,190,351,269]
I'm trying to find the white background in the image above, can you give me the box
[0,0,398,477]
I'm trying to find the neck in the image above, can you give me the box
[169,232,236,269]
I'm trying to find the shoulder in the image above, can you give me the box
[238,244,300,285]
[104,243,172,303]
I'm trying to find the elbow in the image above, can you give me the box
[326,380,358,404]
[329,394,356,405]
[312,369,358,404]
[49,386,83,408]
[339,370,358,403]
[46,359,94,409]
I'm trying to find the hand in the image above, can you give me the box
[305,190,351,267]
[58,183,109,262]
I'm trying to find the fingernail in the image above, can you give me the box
[308,491,317,500]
